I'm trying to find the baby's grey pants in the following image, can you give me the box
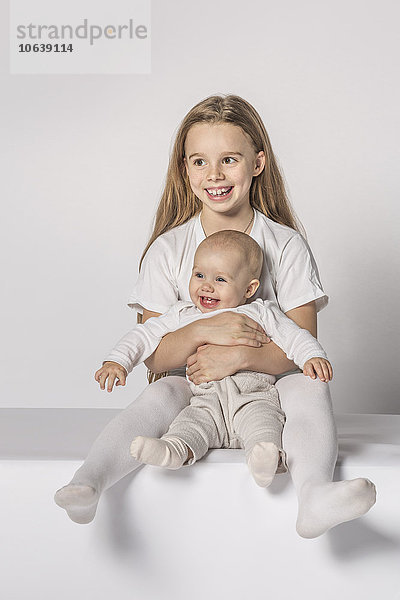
[163,371,288,473]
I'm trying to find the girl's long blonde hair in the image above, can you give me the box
[140,94,303,269]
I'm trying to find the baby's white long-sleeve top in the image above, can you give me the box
[104,299,328,375]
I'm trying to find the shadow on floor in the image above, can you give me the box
[328,519,399,558]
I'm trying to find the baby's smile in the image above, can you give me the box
[199,296,220,309]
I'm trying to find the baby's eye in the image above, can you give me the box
[222,157,236,164]
[216,277,226,283]
[195,273,204,278]
[193,158,206,166]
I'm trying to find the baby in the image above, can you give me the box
[95,230,333,487]
[95,230,332,487]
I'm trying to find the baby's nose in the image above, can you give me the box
[200,281,214,291]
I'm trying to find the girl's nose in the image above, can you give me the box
[206,163,224,181]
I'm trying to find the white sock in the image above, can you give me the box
[296,478,377,538]
[130,435,189,470]
[247,442,279,487]
[54,483,99,525]
[276,374,377,538]
[55,377,192,523]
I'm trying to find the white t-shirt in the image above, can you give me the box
[128,209,328,316]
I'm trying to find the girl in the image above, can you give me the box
[55,94,376,538]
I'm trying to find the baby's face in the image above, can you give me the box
[189,245,258,313]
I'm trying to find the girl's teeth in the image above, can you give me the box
[207,187,232,196]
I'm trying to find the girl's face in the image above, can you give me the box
[183,122,265,217]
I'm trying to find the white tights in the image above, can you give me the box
[54,374,376,537]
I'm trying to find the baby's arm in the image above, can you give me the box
[94,306,184,392]
[258,301,333,381]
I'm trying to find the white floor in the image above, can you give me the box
[1,455,399,600]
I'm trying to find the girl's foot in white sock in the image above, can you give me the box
[247,441,279,487]
[54,483,99,525]
[130,435,189,469]
[296,478,377,538]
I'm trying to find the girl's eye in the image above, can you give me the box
[222,157,236,164]
[193,159,206,166]
[195,273,204,278]
[216,277,226,283]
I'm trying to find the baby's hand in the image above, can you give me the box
[94,361,127,392]
[303,357,333,382]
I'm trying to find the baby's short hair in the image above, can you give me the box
[199,230,264,280]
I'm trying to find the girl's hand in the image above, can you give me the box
[186,344,246,384]
[94,361,127,392]
[303,357,333,383]
[195,312,270,348]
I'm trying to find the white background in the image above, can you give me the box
[2,0,399,412]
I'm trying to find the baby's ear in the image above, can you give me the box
[246,279,260,298]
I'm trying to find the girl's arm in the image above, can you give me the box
[142,308,270,373]
[186,301,317,383]
[239,300,318,374]
[142,309,204,372]
[144,301,316,376]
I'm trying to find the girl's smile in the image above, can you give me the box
[204,186,234,201]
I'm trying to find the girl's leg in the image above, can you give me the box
[54,376,191,524]
[275,373,376,538]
